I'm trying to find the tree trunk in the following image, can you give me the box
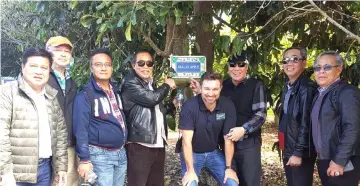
[194,1,214,72]
[193,4,218,186]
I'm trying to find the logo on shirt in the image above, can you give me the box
[216,113,226,120]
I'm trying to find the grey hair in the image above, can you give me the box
[283,46,307,60]
[314,51,344,66]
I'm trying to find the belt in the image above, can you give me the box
[38,158,50,163]
[89,144,123,151]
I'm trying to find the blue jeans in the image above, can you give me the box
[16,158,52,186]
[89,146,127,186]
[180,150,238,186]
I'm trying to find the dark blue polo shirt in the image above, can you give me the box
[179,95,237,153]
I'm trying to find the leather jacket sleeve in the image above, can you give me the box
[125,79,171,108]
[333,87,360,166]
[293,85,316,157]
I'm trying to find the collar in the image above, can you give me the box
[52,69,70,80]
[24,80,46,96]
[90,74,117,93]
[198,95,221,112]
[318,78,341,93]
[17,74,57,99]
[226,77,249,88]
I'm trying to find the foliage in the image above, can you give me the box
[2,0,360,107]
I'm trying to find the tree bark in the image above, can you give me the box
[194,1,214,72]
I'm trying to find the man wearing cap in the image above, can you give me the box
[46,36,78,186]
[190,52,267,186]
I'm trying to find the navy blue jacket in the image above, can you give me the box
[73,75,127,161]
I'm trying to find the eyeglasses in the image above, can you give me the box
[136,60,154,67]
[313,64,340,72]
[93,62,112,68]
[229,62,247,68]
[282,57,305,64]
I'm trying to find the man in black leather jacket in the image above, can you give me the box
[311,51,360,186]
[120,49,176,186]
[278,47,317,186]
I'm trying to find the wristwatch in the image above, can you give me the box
[225,165,232,170]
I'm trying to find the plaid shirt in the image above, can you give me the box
[53,70,71,95]
[98,83,126,136]
[242,81,267,133]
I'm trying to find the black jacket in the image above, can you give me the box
[48,71,77,147]
[119,69,174,144]
[279,74,317,158]
[312,81,360,166]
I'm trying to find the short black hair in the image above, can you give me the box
[283,46,307,60]
[90,48,113,63]
[22,48,53,66]
[200,71,223,86]
[131,49,154,64]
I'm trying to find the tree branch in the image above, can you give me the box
[212,13,241,33]
[134,29,170,57]
[308,0,360,43]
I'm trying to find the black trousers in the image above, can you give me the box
[317,156,360,186]
[233,143,261,186]
[282,156,316,186]
[126,143,165,186]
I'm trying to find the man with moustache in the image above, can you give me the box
[179,72,239,186]
[46,36,78,186]
[0,48,68,186]
[73,49,127,186]
[278,47,317,186]
[120,49,176,186]
[311,51,360,186]
[190,52,267,186]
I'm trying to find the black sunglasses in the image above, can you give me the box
[229,62,247,68]
[136,60,154,67]
[313,64,340,72]
[282,57,305,64]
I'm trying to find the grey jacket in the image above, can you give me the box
[0,76,68,183]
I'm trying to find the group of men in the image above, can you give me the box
[180,46,360,186]
[0,34,359,186]
[0,36,176,186]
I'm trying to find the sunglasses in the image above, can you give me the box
[313,64,340,72]
[136,60,154,67]
[282,57,304,64]
[229,62,247,68]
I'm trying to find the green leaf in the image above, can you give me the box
[159,8,168,17]
[174,9,182,25]
[117,16,125,27]
[131,13,137,25]
[145,7,155,16]
[80,14,95,28]
[99,23,108,33]
[69,1,78,10]
[135,4,145,11]
[36,2,45,13]
[125,22,132,41]
[96,2,106,11]
[96,18,103,24]
[95,31,105,45]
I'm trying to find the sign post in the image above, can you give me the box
[170,55,206,83]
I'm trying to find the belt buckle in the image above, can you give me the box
[38,158,49,163]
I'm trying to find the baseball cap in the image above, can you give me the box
[46,36,73,48]
[228,51,248,64]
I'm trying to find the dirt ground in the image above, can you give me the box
[164,121,323,186]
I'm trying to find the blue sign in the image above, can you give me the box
[176,62,201,73]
